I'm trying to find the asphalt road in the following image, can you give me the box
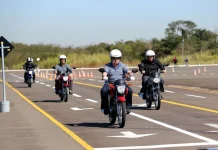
[2,66,218,150]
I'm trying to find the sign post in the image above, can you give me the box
[0,36,14,113]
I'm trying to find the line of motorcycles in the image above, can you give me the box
[24,64,165,128]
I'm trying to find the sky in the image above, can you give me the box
[1,0,218,47]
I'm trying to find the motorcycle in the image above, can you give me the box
[26,69,34,88]
[99,68,138,128]
[52,66,77,102]
[138,64,165,110]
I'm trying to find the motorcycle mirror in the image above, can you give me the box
[51,66,55,69]
[72,66,77,69]
[99,68,105,73]
[138,64,143,68]
[132,68,138,73]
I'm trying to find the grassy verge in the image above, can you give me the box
[9,50,218,69]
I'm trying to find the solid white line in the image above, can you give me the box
[130,112,217,143]
[185,94,206,99]
[46,84,51,87]
[165,90,175,93]
[85,99,98,103]
[94,142,218,150]
[73,94,82,97]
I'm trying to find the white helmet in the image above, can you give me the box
[59,55,67,62]
[110,49,122,57]
[27,57,31,62]
[59,55,66,59]
[145,50,155,57]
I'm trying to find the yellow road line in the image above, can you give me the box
[167,85,218,95]
[5,81,93,150]
[75,81,218,114]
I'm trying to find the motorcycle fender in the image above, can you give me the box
[118,96,126,102]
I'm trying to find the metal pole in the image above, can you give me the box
[1,42,6,101]
[182,38,184,61]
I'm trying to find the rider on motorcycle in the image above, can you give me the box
[54,55,73,95]
[138,50,166,99]
[23,57,37,83]
[101,49,134,115]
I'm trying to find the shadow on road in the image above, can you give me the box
[33,100,61,103]
[65,122,117,128]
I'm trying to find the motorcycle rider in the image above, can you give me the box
[138,50,166,99]
[101,49,135,115]
[54,55,73,95]
[23,57,37,83]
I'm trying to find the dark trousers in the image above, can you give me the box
[100,83,133,109]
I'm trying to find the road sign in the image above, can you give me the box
[0,36,14,58]
[107,131,157,138]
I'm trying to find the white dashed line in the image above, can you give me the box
[185,94,206,99]
[85,99,98,103]
[40,82,45,85]
[73,94,82,97]
[46,84,51,87]
[35,81,39,83]
[165,90,175,93]
[52,87,55,89]
[89,79,96,81]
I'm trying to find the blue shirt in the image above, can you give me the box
[55,64,73,75]
[104,62,129,83]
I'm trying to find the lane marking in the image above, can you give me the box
[130,112,217,143]
[71,107,94,111]
[40,82,45,85]
[165,90,175,93]
[74,81,218,114]
[161,99,218,114]
[205,123,218,132]
[52,87,55,89]
[185,94,206,99]
[86,99,98,103]
[35,81,39,83]
[94,142,218,150]
[167,85,218,95]
[89,79,96,81]
[107,131,157,138]
[73,94,82,97]
[5,82,93,150]
[46,84,51,87]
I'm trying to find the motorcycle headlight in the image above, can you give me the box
[153,77,160,83]
[63,76,69,81]
[29,71,33,74]
[116,85,126,94]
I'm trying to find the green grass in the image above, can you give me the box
[10,50,218,69]
[159,50,218,65]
